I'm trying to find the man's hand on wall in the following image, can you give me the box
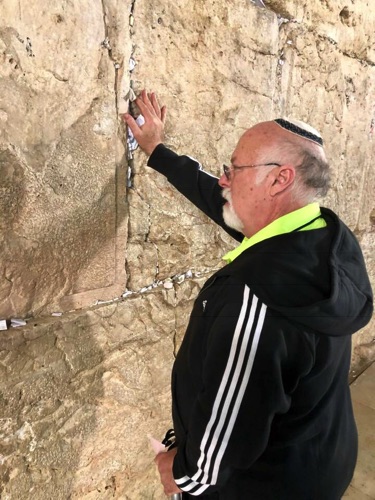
[123,89,167,156]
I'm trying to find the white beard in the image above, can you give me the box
[222,189,244,233]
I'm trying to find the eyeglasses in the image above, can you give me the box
[223,162,282,180]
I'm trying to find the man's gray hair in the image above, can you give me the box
[277,119,330,199]
[296,148,331,198]
[257,134,331,201]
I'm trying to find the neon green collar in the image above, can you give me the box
[223,202,326,263]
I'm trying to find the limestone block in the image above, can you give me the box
[126,167,232,291]
[125,242,159,291]
[0,1,105,148]
[131,0,279,167]
[0,293,176,499]
[275,22,375,230]
[0,0,131,318]
[266,0,375,64]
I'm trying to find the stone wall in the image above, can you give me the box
[0,0,374,497]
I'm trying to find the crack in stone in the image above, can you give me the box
[100,0,123,119]
[272,22,293,115]
[128,186,152,242]
[54,336,76,372]
[100,1,113,61]
[261,2,292,20]
[314,31,374,67]
[124,0,139,188]
[341,49,375,67]
[47,70,69,82]
[120,267,219,300]
[229,78,273,101]
[151,242,160,282]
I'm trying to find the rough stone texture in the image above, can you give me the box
[0,0,129,317]
[0,292,178,499]
[0,0,374,496]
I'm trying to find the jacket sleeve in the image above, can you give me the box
[147,144,243,242]
[172,281,315,496]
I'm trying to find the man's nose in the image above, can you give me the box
[218,172,230,188]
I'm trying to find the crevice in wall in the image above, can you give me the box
[152,242,160,282]
[272,17,297,116]
[314,32,375,67]
[369,105,375,141]
[125,0,138,189]
[262,1,289,18]
[121,0,139,302]
[229,78,273,101]
[1,265,217,329]
[341,50,375,67]
[121,267,218,302]
[100,0,122,118]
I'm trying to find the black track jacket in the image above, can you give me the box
[147,145,373,499]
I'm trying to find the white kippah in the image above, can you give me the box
[274,118,323,146]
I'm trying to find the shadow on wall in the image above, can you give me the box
[0,140,127,318]
[0,313,106,499]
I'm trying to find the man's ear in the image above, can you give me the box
[269,165,296,196]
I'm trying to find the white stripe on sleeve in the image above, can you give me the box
[191,286,266,484]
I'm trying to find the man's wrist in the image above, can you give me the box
[147,142,165,161]
[146,141,163,157]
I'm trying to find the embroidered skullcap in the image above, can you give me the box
[274,118,323,146]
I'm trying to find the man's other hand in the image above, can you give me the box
[123,89,167,156]
[155,447,182,496]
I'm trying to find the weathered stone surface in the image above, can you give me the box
[0,0,129,317]
[126,171,228,291]
[0,0,374,496]
[0,292,181,499]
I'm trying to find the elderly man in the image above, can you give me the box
[124,91,373,499]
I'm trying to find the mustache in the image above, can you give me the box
[222,188,231,202]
